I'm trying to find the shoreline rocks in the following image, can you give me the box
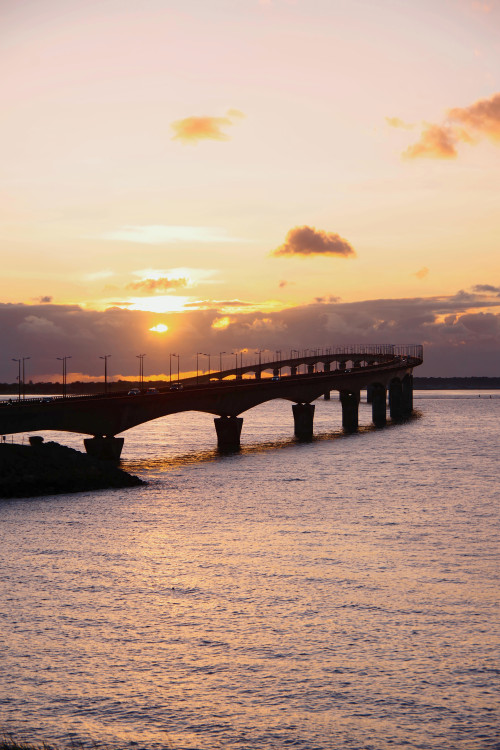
[0,441,145,498]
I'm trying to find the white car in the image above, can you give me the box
[128,388,141,396]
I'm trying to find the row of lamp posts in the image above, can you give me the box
[10,349,300,400]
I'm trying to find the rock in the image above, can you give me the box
[0,441,146,498]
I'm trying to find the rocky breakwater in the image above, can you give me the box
[0,438,145,498]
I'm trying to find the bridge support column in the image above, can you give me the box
[372,385,387,427]
[214,416,243,451]
[324,390,330,400]
[402,375,413,417]
[389,380,404,421]
[340,391,359,432]
[366,384,374,403]
[307,364,314,374]
[84,436,124,461]
[291,366,297,376]
[292,403,315,441]
[324,362,331,373]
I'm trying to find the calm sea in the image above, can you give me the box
[0,391,499,750]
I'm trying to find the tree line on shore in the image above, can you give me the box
[0,376,499,396]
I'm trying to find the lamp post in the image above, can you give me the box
[203,352,211,378]
[12,358,21,401]
[56,356,71,398]
[172,353,180,383]
[219,351,226,373]
[169,352,177,383]
[99,355,111,394]
[136,354,146,390]
[22,357,30,399]
[196,352,207,384]
[231,351,238,379]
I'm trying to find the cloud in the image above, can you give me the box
[403,124,458,160]
[1,287,500,380]
[399,92,500,160]
[314,296,340,304]
[32,295,53,304]
[18,315,64,336]
[448,92,500,142]
[171,109,244,144]
[413,267,429,280]
[386,117,414,130]
[101,225,242,244]
[127,277,188,294]
[473,284,500,293]
[272,226,356,258]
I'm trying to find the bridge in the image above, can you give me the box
[0,345,423,458]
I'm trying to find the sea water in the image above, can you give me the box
[0,392,498,750]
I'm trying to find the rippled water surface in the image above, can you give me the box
[1,392,499,750]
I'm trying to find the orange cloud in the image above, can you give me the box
[448,92,500,141]
[403,123,457,160]
[272,226,356,258]
[386,116,414,130]
[400,92,500,160]
[171,109,244,143]
[127,277,188,294]
[413,267,429,280]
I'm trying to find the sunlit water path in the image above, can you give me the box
[1,392,499,750]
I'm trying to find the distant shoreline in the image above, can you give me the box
[0,376,499,396]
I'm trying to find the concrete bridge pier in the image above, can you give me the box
[84,436,124,460]
[389,379,404,421]
[291,365,298,376]
[214,416,243,451]
[371,385,387,427]
[402,374,414,417]
[340,391,359,432]
[324,390,331,400]
[292,403,315,441]
[366,384,374,403]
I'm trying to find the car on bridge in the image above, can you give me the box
[128,388,141,396]
[170,382,183,390]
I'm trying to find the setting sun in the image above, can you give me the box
[149,323,169,333]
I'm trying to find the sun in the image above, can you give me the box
[149,323,169,333]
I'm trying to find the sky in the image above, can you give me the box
[1,0,499,381]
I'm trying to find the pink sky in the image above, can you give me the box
[1,0,499,378]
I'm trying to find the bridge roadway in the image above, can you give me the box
[0,347,422,458]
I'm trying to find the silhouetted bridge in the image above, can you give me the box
[0,345,423,458]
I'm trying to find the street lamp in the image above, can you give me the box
[22,357,30,399]
[230,351,238,379]
[196,352,204,384]
[56,356,72,398]
[172,353,180,383]
[12,358,21,401]
[203,352,211,378]
[219,351,226,373]
[136,354,146,390]
[99,355,111,394]
[169,352,179,383]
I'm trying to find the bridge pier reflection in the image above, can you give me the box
[214,416,243,451]
[402,374,413,416]
[84,436,124,460]
[372,384,387,427]
[340,391,359,432]
[292,403,315,441]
